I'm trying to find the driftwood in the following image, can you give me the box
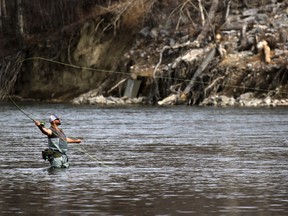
[183,47,217,95]
[158,94,178,106]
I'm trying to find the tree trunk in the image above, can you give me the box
[2,0,6,17]
[0,0,6,30]
[196,0,219,45]
[0,0,2,30]
[17,0,25,40]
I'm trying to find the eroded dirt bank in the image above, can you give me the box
[1,1,288,106]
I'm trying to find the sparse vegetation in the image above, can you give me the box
[0,0,287,105]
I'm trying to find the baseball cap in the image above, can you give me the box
[49,114,60,123]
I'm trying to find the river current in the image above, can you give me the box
[0,103,287,215]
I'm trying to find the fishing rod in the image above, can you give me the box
[8,95,36,122]
[8,94,108,166]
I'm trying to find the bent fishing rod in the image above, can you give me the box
[7,93,48,127]
[8,95,36,123]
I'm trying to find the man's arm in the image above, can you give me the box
[35,121,52,136]
[66,137,81,143]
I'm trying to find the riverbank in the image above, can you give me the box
[71,94,288,107]
[1,1,287,107]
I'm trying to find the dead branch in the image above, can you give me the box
[167,0,194,30]
[153,39,198,99]
[153,45,170,78]
[184,7,196,30]
[167,3,184,27]
[95,18,104,32]
[217,43,227,59]
[237,23,248,51]
[198,0,205,27]
[169,83,183,94]
[102,1,133,35]
[107,78,128,94]
[153,45,170,98]
[224,0,231,22]
[204,76,224,97]
[183,47,217,94]
[153,39,197,73]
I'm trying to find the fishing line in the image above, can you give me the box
[72,144,108,167]
[22,57,129,76]
[19,56,288,95]
[68,136,107,167]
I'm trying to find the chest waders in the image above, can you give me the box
[42,127,69,168]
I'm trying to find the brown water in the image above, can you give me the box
[0,103,288,215]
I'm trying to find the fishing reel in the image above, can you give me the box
[40,121,45,127]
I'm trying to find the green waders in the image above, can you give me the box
[42,149,69,168]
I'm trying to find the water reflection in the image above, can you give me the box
[0,103,288,215]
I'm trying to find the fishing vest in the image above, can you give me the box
[48,127,68,154]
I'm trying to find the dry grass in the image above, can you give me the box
[100,0,156,30]
[121,0,156,28]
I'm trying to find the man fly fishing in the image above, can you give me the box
[35,114,81,168]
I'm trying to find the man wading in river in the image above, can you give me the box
[35,114,81,168]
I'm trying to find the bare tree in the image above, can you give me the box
[0,0,7,31]
[0,0,2,30]
[16,0,25,40]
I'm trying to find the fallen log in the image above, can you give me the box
[183,47,217,95]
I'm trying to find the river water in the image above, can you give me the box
[0,102,287,215]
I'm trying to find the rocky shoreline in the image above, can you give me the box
[200,93,288,107]
[71,92,288,107]
[72,94,148,106]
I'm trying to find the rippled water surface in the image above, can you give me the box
[0,103,288,215]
